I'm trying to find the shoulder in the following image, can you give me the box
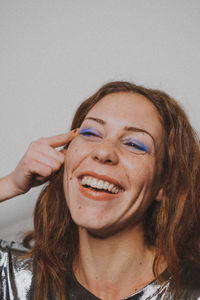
[0,239,35,299]
[0,239,33,271]
[0,238,29,253]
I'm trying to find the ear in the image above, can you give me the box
[155,187,163,202]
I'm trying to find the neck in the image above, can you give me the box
[73,224,161,300]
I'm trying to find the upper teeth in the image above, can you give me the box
[81,176,120,194]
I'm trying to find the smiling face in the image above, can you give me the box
[63,92,165,237]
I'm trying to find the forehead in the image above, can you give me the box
[85,92,163,140]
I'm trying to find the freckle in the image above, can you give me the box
[75,149,78,153]
[69,176,72,180]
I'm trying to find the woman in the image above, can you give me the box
[0,81,200,300]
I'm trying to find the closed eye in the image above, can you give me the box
[123,138,148,153]
[79,127,101,138]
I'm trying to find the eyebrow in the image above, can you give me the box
[84,117,155,143]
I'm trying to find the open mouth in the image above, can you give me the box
[79,175,123,195]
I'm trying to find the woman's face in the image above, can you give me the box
[63,92,165,236]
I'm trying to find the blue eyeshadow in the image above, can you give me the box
[123,138,148,152]
[79,127,99,136]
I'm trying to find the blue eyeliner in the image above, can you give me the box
[79,127,100,137]
[79,128,148,152]
[123,138,148,152]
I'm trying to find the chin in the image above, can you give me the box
[72,213,135,239]
[80,225,118,239]
[70,213,112,237]
[72,216,105,231]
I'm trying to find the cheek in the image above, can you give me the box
[125,157,156,190]
[65,139,81,165]
[125,154,155,174]
[66,136,96,166]
[64,138,90,177]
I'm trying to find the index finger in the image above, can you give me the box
[43,129,79,148]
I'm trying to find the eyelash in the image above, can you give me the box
[79,128,148,153]
[79,128,101,137]
[123,139,148,153]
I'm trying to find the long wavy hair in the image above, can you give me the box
[23,81,200,299]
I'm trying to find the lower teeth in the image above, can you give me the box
[84,185,114,194]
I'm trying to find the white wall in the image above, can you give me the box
[0,0,200,242]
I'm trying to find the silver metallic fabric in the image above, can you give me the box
[1,239,200,299]
[0,240,34,300]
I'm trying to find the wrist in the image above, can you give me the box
[0,173,25,202]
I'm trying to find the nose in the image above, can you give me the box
[91,140,119,165]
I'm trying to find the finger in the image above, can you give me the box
[42,129,79,148]
[27,140,65,163]
[31,152,63,171]
[35,143,65,163]
[29,161,54,178]
[32,175,50,186]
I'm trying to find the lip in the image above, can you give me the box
[77,171,124,201]
[79,184,122,201]
[77,171,124,189]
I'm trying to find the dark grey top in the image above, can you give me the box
[0,239,200,299]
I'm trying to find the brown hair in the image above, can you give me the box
[23,81,200,299]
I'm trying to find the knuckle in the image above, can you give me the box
[53,160,61,170]
[30,137,45,148]
[22,157,29,168]
[38,137,45,143]
[59,152,65,161]
[43,166,52,177]
[22,156,32,170]
[29,140,39,150]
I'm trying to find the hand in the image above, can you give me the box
[8,130,78,195]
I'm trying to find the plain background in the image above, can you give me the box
[0,0,200,241]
